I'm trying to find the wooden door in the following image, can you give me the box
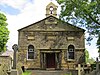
[46,53,55,68]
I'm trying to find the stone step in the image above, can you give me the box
[46,68,55,70]
[85,74,89,75]
[31,70,71,75]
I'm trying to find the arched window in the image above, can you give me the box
[27,45,34,59]
[68,45,75,59]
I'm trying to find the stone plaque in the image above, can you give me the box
[67,37,74,41]
[27,36,35,40]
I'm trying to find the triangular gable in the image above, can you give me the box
[18,15,85,32]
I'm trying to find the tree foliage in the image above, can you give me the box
[0,13,9,52]
[56,0,100,50]
[97,34,100,51]
[88,58,95,64]
[97,34,100,57]
[85,49,89,63]
[85,49,95,64]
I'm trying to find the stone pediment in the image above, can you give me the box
[18,16,85,32]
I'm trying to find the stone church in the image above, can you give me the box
[18,2,85,70]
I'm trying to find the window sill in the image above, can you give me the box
[67,59,75,61]
[27,59,36,61]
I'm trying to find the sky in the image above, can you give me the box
[0,0,99,59]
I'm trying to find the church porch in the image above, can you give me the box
[40,49,61,70]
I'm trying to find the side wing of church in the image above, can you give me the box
[18,2,85,70]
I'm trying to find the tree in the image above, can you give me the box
[0,12,9,52]
[97,34,100,57]
[56,0,100,51]
[85,50,89,63]
[56,0,100,34]
[88,58,95,64]
[85,49,95,64]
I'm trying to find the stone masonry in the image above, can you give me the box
[18,2,85,70]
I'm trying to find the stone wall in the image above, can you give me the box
[18,16,85,69]
[0,55,12,75]
[17,49,40,69]
[18,17,85,50]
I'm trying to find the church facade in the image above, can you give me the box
[18,2,85,70]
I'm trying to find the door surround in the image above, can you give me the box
[40,49,61,70]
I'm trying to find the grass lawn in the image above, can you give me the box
[22,70,32,75]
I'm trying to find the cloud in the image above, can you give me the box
[0,0,31,10]
[0,4,20,15]
[3,0,60,50]
[85,38,99,58]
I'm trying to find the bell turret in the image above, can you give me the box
[46,2,58,17]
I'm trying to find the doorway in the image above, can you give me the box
[46,53,55,68]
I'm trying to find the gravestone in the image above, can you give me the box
[11,44,18,75]
[96,57,100,75]
[96,57,99,72]
[76,64,83,75]
[12,44,18,69]
[88,57,100,75]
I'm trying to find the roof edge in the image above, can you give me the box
[18,15,85,32]
[18,15,58,31]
